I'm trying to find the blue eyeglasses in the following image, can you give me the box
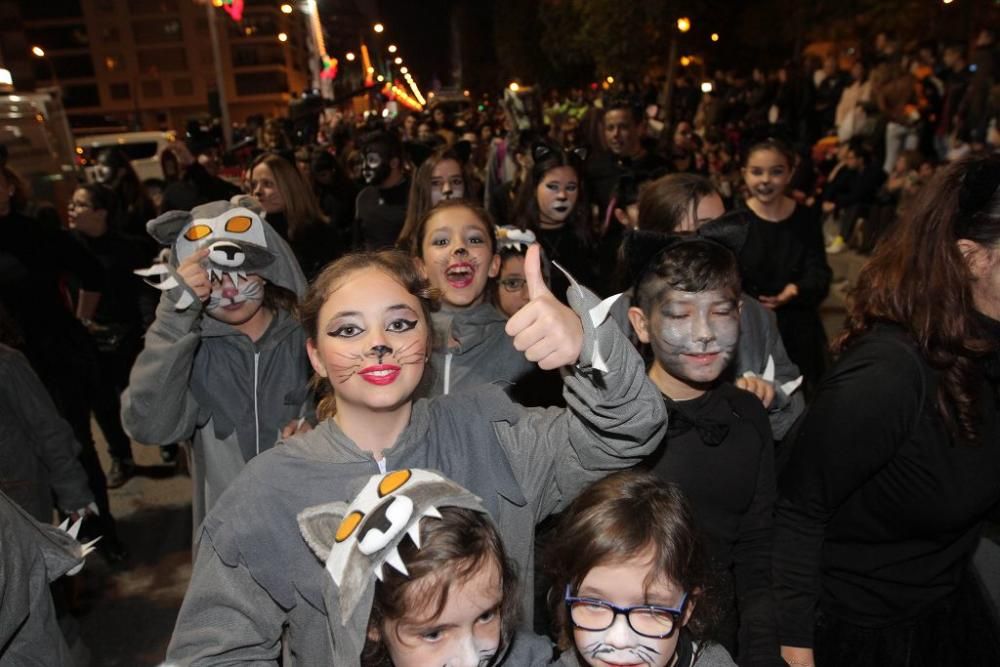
[564,585,688,639]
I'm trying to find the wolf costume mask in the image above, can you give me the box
[136,196,307,310]
[297,469,491,665]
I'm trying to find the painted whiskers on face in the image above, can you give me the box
[206,274,265,312]
[582,639,662,666]
[325,338,426,385]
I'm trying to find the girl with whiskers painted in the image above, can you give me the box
[165,241,667,664]
[403,199,536,397]
[121,197,311,539]
[543,471,735,667]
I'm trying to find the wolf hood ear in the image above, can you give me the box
[146,210,193,246]
[297,501,350,563]
[230,194,264,215]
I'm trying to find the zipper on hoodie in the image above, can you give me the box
[443,352,452,395]
[253,351,260,455]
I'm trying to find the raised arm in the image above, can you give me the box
[121,249,212,445]
[498,246,667,519]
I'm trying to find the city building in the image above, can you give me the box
[1,0,314,133]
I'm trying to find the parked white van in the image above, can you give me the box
[76,131,175,183]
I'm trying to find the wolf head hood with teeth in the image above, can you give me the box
[297,469,490,665]
[139,196,308,310]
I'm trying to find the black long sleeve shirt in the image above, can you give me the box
[773,322,1000,647]
[644,384,781,666]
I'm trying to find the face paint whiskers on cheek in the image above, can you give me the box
[582,639,662,666]
[206,275,265,312]
[391,339,427,368]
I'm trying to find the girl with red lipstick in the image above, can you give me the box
[625,237,783,667]
[404,200,536,398]
[514,141,597,303]
[166,244,668,664]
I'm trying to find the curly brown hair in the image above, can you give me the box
[835,155,1000,442]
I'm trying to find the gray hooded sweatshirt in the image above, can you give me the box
[610,290,804,439]
[121,203,311,536]
[164,285,668,666]
[426,301,534,397]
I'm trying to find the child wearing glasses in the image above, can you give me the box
[544,470,734,667]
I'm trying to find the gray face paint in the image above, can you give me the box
[362,150,389,185]
[648,288,739,387]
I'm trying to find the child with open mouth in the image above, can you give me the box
[404,199,537,397]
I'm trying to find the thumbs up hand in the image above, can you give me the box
[504,244,584,370]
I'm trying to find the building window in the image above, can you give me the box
[63,83,101,109]
[172,78,194,96]
[101,26,121,43]
[109,83,131,100]
[234,71,288,97]
[138,48,188,73]
[141,80,163,99]
[231,44,284,67]
[34,56,95,81]
[131,18,183,44]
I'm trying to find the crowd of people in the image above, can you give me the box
[1,26,1000,667]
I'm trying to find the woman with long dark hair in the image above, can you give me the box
[774,155,1000,667]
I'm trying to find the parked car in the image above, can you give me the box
[76,131,175,183]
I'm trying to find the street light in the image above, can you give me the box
[701,81,713,93]
[711,33,720,42]
[394,57,402,65]
[508,82,520,92]
[388,44,397,53]
[345,52,356,61]
[400,66,408,74]
[278,32,288,42]
[373,23,384,33]
[280,3,293,13]
[680,56,691,67]
[677,17,691,33]
[606,76,615,84]
[31,46,45,57]
[30,45,60,88]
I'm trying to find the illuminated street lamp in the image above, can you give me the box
[677,17,691,33]
[278,32,288,42]
[388,44,398,53]
[30,45,60,87]
[400,66,408,74]
[373,23,384,33]
[280,3,293,13]
[711,33,720,42]
[701,81,714,93]
[31,45,45,57]
[606,76,615,84]
[394,57,402,65]
[680,55,691,67]
[508,82,520,92]
[345,52,356,61]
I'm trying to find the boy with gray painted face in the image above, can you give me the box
[626,237,783,667]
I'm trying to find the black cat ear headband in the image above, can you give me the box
[625,216,749,291]
[532,141,588,165]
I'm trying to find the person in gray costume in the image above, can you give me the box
[121,197,311,537]
[164,244,666,665]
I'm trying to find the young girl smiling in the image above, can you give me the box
[545,471,734,667]
[405,200,534,396]
[165,244,667,664]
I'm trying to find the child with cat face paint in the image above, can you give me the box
[544,471,735,667]
[293,468,555,666]
[165,244,667,664]
[625,238,784,667]
[121,198,311,540]
[403,200,536,398]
